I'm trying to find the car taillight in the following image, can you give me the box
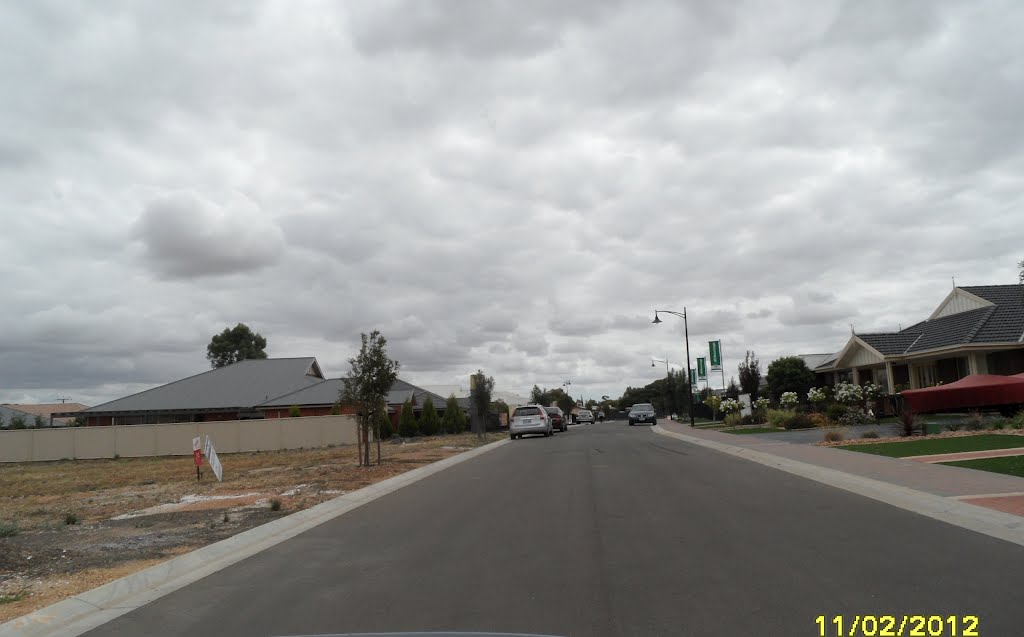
[539,413,546,420]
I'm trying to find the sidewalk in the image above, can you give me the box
[659,421,1024,517]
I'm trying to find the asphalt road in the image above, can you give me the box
[85,423,1024,637]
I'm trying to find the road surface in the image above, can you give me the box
[85,423,1024,636]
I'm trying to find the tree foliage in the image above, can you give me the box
[34,415,45,428]
[738,350,762,400]
[9,414,26,430]
[419,397,439,436]
[339,330,400,465]
[471,370,495,436]
[375,402,393,439]
[288,405,302,418]
[766,356,816,402]
[206,323,268,368]
[442,394,466,433]
[530,385,574,413]
[618,369,690,416]
[726,377,741,400]
[398,399,417,437]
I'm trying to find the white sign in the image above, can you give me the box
[192,436,201,453]
[204,435,223,482]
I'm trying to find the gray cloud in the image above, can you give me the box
[1,0,1021,405]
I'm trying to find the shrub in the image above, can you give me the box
[824,431,844,442]
[64,513,79,525]
[752,397,770,423]
[768,409,815,430]
[0,522,18,538]
[838,411,866,427]
[398,399,418,437]
[704,395,723,420]
[1012,412,1024,430]
[835,382,864,406]
[34,415,46,428]
[442,395,467,434]
[826,403,849,422]
[807,387,828,404]
[720,398,743,415]
[740,414,755,426]
[807,413,830,428]
[288,405,302,418]
[966,410,985,431]
[946,421,962,432]
[988,419,1007,430]
[861,431,880,439]
[723,413,742,427]
[418,398,439,436]
[270,498,282,511]
[330,402,342,416]
[9,415,27,430]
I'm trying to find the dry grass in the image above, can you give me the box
[0,431,503,622]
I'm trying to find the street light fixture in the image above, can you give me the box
[653,309,696,427]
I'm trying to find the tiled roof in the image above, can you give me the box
[857,333,922,356]
[906,306,995,352]
[959,285,1024,343]
[82,358,324,414]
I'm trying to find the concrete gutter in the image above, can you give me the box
[0,438,510,637]
[652,425,1024,548]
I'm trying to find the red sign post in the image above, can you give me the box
[192,436,203,481]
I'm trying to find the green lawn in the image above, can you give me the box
[723,427,785,435]
[941,455,1024,479]
[843,434,1024,458]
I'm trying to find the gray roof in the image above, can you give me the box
[857,332,924,356]
[798,353,833,370]
[960,285,1024,343]
[905,306,995,352]
[83,358,325,414]
[257,377,447,409]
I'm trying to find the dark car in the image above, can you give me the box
[628,403,657,426]
[544,406,568,432]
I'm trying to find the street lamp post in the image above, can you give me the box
[653,309,696,427]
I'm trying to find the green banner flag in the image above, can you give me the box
[697,357,707,380]
[709,340,722,369]
[690,368,697,388]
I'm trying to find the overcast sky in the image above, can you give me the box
[2,0,1022,407]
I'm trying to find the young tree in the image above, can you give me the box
[725,377,741,400]
[398,398,417,438]
[419,397,439,436]
[206,323,269,368]
[33,415,45,428]
[339,330,400,466]
[530,385,545,405]
[766,356,816,403]
[471,370,495,438]
[9,415,26,430]
[442,394,466,433]
[738,350,761,400]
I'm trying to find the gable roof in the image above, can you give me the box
[257,377,447,409]
[959,285,1024,343]
[799,353,834,370]
[82,358,325,414]
[2,402,88,424]
[857,332,923,356]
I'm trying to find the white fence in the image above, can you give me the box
[0,415,359,463]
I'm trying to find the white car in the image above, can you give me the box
[509,405,553,439]
[575,409,595,425]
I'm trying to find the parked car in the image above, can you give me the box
[628,403,657,426]
[509,405,553,439]
[576,409,595,425]
[544,406,568,432]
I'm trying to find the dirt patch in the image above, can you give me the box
[0,432,503,623]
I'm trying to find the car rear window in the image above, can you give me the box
[513,407,541,416]
[544,407,561,415]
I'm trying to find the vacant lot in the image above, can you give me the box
[0,432,503,622]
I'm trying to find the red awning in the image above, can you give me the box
[900,374,1024,413]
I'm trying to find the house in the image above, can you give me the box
[61,358,327,426]
[813,284,1024,393]
[0,404,41,428]
[259,377,449,425]
[54,357,452,427]
[3,402,89,426]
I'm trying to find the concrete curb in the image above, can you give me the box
[0,437,511,637]
[651,425,1024,548]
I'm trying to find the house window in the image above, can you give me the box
[917,364,938,388]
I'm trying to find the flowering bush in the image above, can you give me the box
[780,392,799,409]
[720,398,743,415]
[834,382,863,406]
[807,387,828,404]
[862,382,886,401]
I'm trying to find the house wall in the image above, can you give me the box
[848,347,884,367]
[263,405,351,418]
[0,415,359,463]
